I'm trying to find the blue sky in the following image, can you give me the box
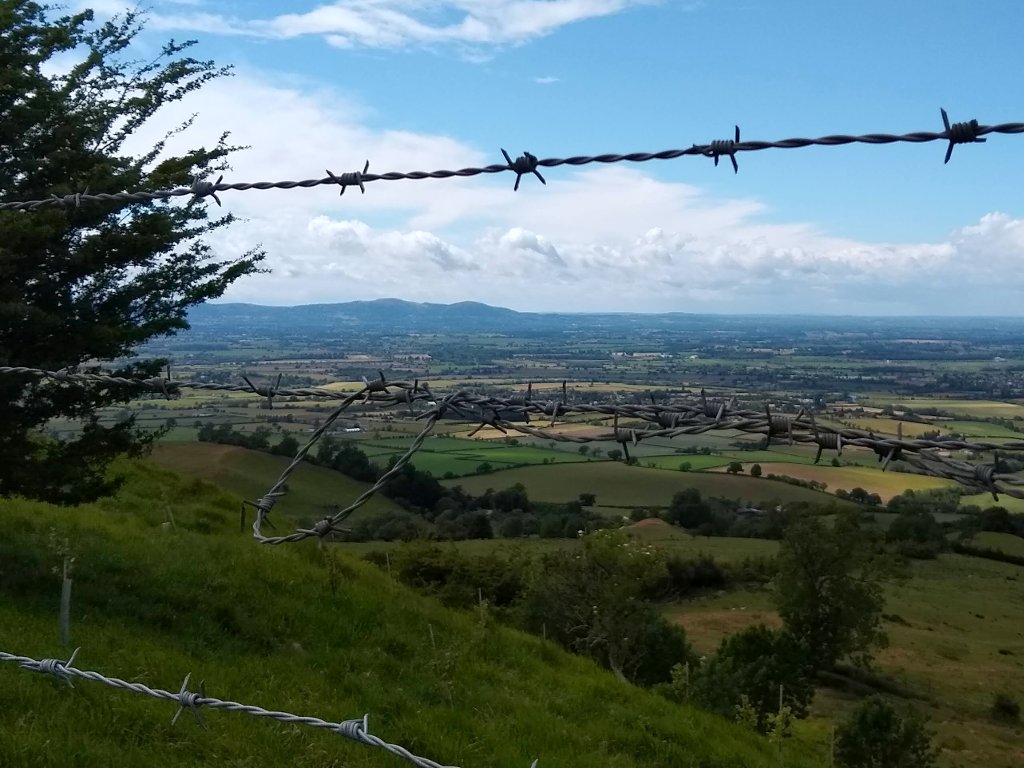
[78,1,1024,314]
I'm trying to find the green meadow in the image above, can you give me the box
[0,462,819,768]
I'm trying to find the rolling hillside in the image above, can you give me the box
[0,461,818,768]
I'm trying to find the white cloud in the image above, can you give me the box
[533,75,561,84]
[114,72,1024,315]
[128,1,654,51]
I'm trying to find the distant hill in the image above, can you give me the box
[184,299,1024,338]
[186,298,537,332]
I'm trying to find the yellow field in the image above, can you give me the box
[889,398,1024,419]
[849,417,937,437]
[710,462,954,502]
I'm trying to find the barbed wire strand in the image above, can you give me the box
[4,365,1023,543]
[1,110,1020,211]
[0,648,536,768]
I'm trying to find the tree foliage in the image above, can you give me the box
[663,488,712,529]
[690,625,816,732]
[518,529,695,685]
[0,2,264,503]
[835,697,938,768]
[774,512,888,669]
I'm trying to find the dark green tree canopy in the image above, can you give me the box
[773,512,888,670]
[0,2,264,503]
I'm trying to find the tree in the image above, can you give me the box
[750,463,762,478]
[664,488,712,529]
[0,4,263,504]
[774,513,887,670]
[578,492,596,506]
[273,434,300,458]
[691,625,816,733]
[606,448,623,462]
[726,461,744,474]
[886,510,946,559]
[577,445,590,456]
[835,697,938,768]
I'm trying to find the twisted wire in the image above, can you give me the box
[1,111,1020,211]
[6,364,1022,541]
[0,649,521,768]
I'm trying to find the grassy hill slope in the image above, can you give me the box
[149,442,405,524]
[0,462,818,768]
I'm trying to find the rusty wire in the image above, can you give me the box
[0,109,1020,211]
[4,365,1022,545]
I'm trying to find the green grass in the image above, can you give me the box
[148,443,404,524]
[877,398,1024,419]
[337,529,778,563]
[0,462,818,768]
[941,420,1023,438]
[445,462,844,508]
[359,439,590,478]
[961,493,1024,513]
[668,553,1024,768]
[640,454,735,470]
[968,531,1024,556]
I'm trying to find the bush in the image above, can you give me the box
[836,698,937,768]
[690,625,816,733]
[886,511,946,559]
[991,692,1021,723]
[518,530,695,685]
[386,543,526,611]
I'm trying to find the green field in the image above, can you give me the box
[960,493,1024,513]
[148,443,404,524]
[879,398,1024,419]
[338,525,779,563]
[640,454,736,470]
[0,462,814,768]
[359,438,593,478]
[639,448,823,471]
[444,462,844,508]
[669,553,1024,768]
[969,531,1024,556]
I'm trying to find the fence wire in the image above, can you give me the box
[1,109,1021,211]
[3,365,1022,545]
[0,647,523,768]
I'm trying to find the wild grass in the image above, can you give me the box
[0,461,814,768]
[668,553,1024,768]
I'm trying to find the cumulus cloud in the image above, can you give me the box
[106,72,1024,315]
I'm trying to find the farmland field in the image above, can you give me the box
[708,462,955,502]
[969,531,1024,556]
[444,461,845,508]
[870,398,1024,419]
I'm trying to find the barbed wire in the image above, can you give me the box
[0,647,526,768]
[5,364,1022,544]
[1,109,1021,211]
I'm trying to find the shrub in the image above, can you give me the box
[690,625,816,733]
[835,698,938,768]
[991,692,1021,723]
